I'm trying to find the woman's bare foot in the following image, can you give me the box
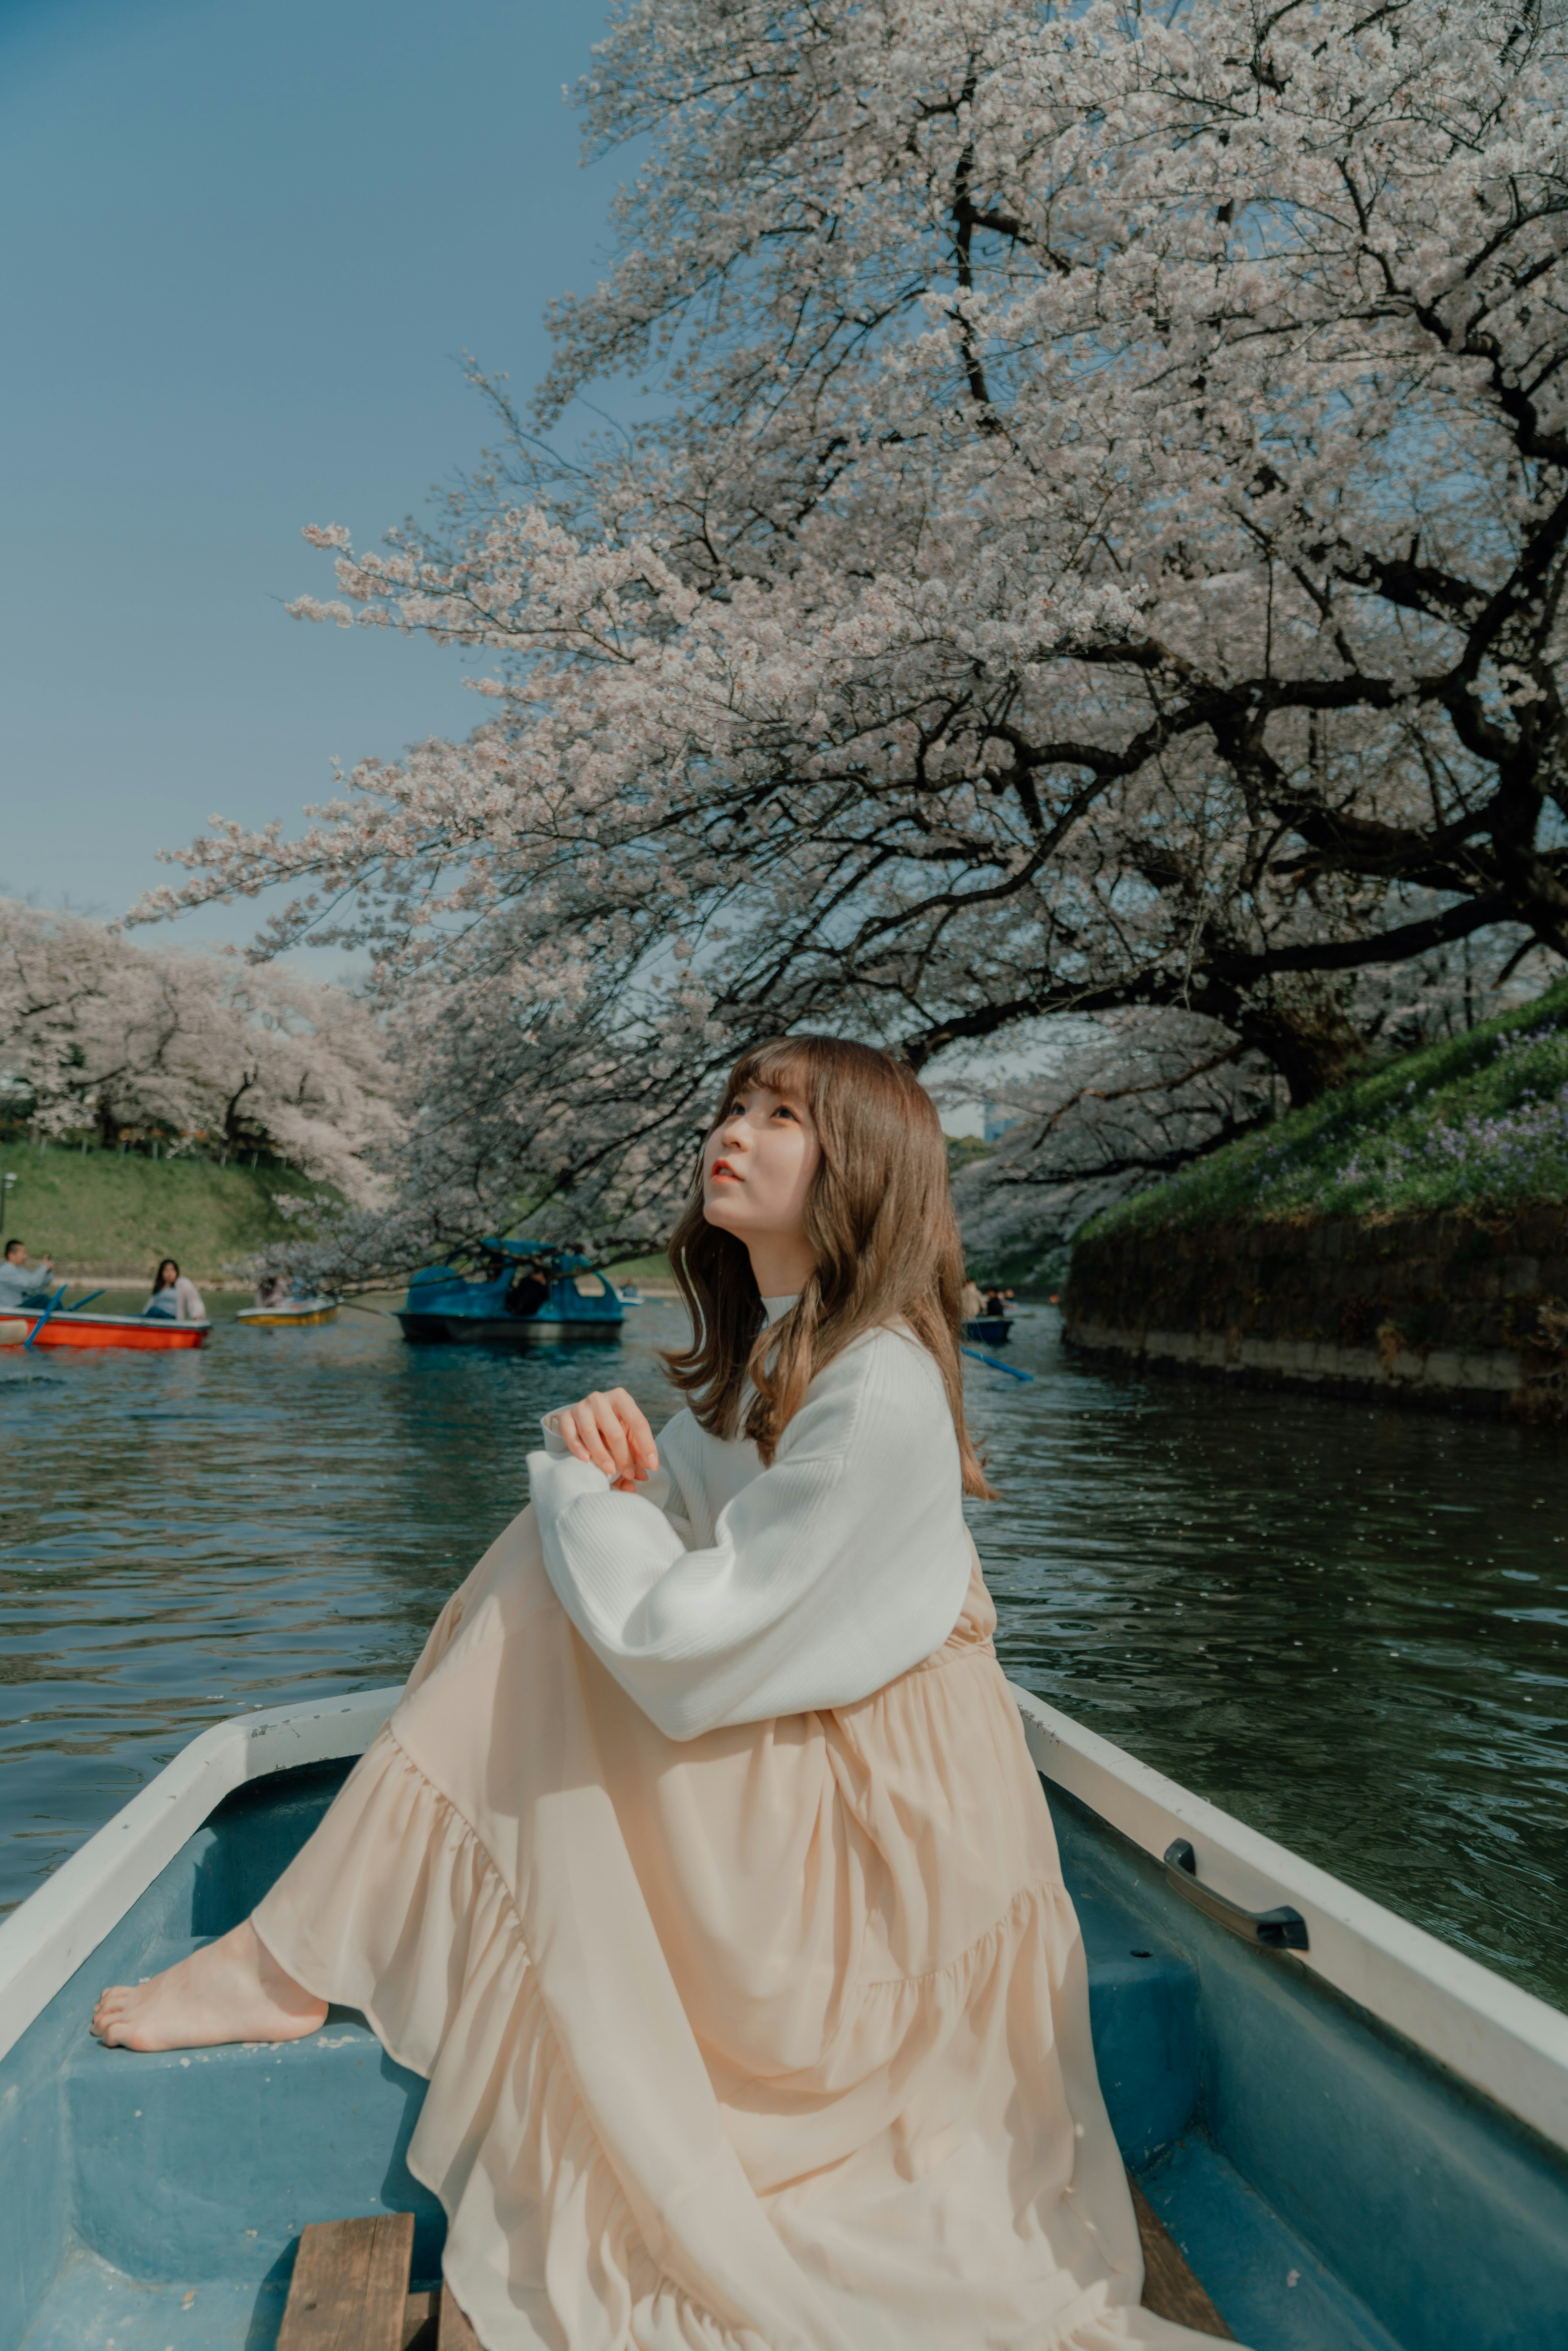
[90,1919,327,2052]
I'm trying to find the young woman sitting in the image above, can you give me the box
[143,1258,206,1321]
[92,1036,1233,2350]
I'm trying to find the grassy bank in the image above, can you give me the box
[0,1144,338,1283]
[1088,981,1568,1243]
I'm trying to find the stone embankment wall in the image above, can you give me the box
[1064,1206,1568,1418]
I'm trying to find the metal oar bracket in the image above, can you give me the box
[1163,1838,1310,1952]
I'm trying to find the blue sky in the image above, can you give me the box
[0,0,617,946]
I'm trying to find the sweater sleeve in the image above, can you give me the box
[538,1404,704,1544]
[527,1330,972,1740]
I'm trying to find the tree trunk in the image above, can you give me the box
[1241,1003,1369,1108]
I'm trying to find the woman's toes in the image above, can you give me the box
[90,1987,135,2041]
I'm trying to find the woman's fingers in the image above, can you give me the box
[586,1393,635,1481]
[555,1389,659,1485]
[557,1400,620,1477]
[606,1388,659,1473]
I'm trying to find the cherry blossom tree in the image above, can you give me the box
[133,0,1568,1267]
[949,929,1563,1272]
[0,900,400,1200]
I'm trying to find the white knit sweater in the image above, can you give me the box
[526,1305,973,1740]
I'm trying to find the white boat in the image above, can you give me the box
[0,1682,1564,2346]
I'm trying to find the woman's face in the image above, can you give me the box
[702,1080,820,1252]
[157,1262,177,1288]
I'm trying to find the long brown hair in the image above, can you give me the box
[664,1036,995,1498]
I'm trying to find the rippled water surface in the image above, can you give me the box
[3,1295,1565,2008]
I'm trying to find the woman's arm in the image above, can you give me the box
[528,1331,971,1740]
[539,1398,702,1544]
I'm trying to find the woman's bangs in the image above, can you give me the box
[725,1040,816,1110]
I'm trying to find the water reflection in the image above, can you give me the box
[969,1313,1568,2008]
[2,1295,1564,2010]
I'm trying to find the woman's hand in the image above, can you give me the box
[552,1388,659,1492]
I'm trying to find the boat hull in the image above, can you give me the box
[3,1311,210,1350]
[396,1311,623,1345]
[4,1684,1566,2347]
[399,1238,625,1347]
[962,1315,1012,1343]
[237,1304,339,1328]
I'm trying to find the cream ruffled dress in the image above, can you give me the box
[256,1519,1241,2351]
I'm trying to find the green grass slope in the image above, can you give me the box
[1089,980,1568,1242]
[0,1145,338,1282]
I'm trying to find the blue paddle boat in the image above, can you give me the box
[1,1679,1565,2348]
[396,1239,625,1346]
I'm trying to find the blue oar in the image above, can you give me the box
[961,1344,1034,1382]
[23,1286,105,1350]
[23,1285,68,1350]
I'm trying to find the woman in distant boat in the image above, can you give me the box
[254,1271,292,1310]
[143,1259,205,1321]
[92,1037,1236,2351]
[960,1273,984,1319]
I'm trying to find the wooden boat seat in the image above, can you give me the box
[276,2213,479,2349]
[275,2186,1233,2347]
[1130,2175,1234,2338]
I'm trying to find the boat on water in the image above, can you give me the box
[0,1301,211,1352]
[962,1314,1013,1344]
[237,1298,339,1329]
[2,1678,1564,2349]
[396,1238,625,1346]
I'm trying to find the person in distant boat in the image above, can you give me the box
[503,1262,549,1318]
[254,1272,292,1310]
[983,1286,1007,1318]
[143,1259,205,1321]
[960,1274,983,1319]
[0,1239,52,1310]
[91,1035,1240,2351]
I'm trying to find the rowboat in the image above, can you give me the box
[962,1314,1013,1343]
[0,1306,210,1351]
[2,1680,1562,2349]
[237,1298,339,1328]
[398,1237,625,1346]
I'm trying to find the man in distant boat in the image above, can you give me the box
[0,1238,52,1310]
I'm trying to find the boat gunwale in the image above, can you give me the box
[1010,1682,1568,2158]
[1,1680,1565,2164]
[7,1310,213,1332]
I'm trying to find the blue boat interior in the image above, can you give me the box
[4,1759,1565,2350]
[403,1237,624,1329]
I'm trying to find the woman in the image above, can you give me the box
[92,1038,1234,2351]
[143,1258,205,1321]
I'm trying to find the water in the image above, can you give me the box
[2,1295,1565,2010]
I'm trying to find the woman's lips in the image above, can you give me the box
[710,1160,740,1181]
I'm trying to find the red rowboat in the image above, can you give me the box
[0,1310,210,1351]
